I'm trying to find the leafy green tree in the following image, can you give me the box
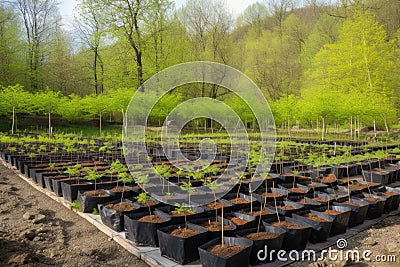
[35,88,63,137]
[303,10,398,135]
[82,93,112,135]
[0,85,32,134]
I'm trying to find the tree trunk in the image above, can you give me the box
[322,117,325,141]
[122,109,127,137]
[350,116,352,140]
[373,119,377,139]
[94,48,98,95]
[11,106,15,135]
[353,117,357,140]
[48,112,51,137]
[384,119,389,134]
[99,112,102,136]
[137,51,144,92]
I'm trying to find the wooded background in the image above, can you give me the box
[0,0,399,134]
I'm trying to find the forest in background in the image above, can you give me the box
[0,0,400,136]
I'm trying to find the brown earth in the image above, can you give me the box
[207,244,245,259]
[0,163,148,267]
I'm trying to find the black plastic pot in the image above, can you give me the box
[253,188,287,204]
[293,211,333,244]
[271,200,306,217]
[104,186,138,200]
[77,189,113,213]
[203,199,235,216]
[124,211,172,247]
[324,188,349,203]
[334,198,369,227]
[157,223,208,264]
[99,199,141,232]
[332,165,346,179]
[198,237,253,267]
[222,193,257,211]
[263,216,312,251]
[61,181,96,202]
[156,205,205,224]
[225,212,257,231]
[297,197,326,212]
[44,175,68,192]
[279,183,311,198]
[310,167,331,179]
[363,170,390,185]
[356,195,386,220]
[190,217,237,241]
[237,206,279,224]
[373,186,400,211]
[236,225,285,265]
[323,206,351,236]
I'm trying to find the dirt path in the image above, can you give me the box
[0,164,148,267]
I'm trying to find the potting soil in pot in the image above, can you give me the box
[169,228,201,238]
[304,213,329,222]
[200,221,232,231]
[228,217,250,226]
[323,210,341,215]
[106,202,136,212]
[277,205,296,210]
[207,244,246,259]
[244,209,272,216]
[272,221,303,229]
[228,198,249,205]
[245,232,279,241]
[207,202,227,210]
[138,215,164,223]
[289,188,307,194]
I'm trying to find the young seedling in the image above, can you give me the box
[176,169,184,184]
[136,192,154,215]
[208,181,222,222]
[272,181,281,224]
[64,163,82,182]
[180,182,195,206]
[236,173,247,200]
[118,172,133,202]
[84,167,103,191]
[49,162,56,171]
[173,203,195,230]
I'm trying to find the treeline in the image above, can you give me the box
[0,0,400,135]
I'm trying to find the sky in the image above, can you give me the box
[59,0,261,28]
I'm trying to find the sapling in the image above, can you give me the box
[180,182,195,206]
[208,181,222,222]
[49,162,56,170]
[64,164,82,183]
[136,192,154,216]
[272,182,281,224]
[84,167,103,191]
[236,173,247,200]
[173,203,195,231]
[292,169,299,189]
[163,170,171,195]
[118,172,133,202]
[221,206,225,247]
[176,169,184,184]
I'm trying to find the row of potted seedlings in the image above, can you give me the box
[1,137,400,266]
[91,172,400,267]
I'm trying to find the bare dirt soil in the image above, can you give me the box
[0,164,148,267]
[294,215,400,267]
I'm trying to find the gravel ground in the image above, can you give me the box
[0,163,148,267]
